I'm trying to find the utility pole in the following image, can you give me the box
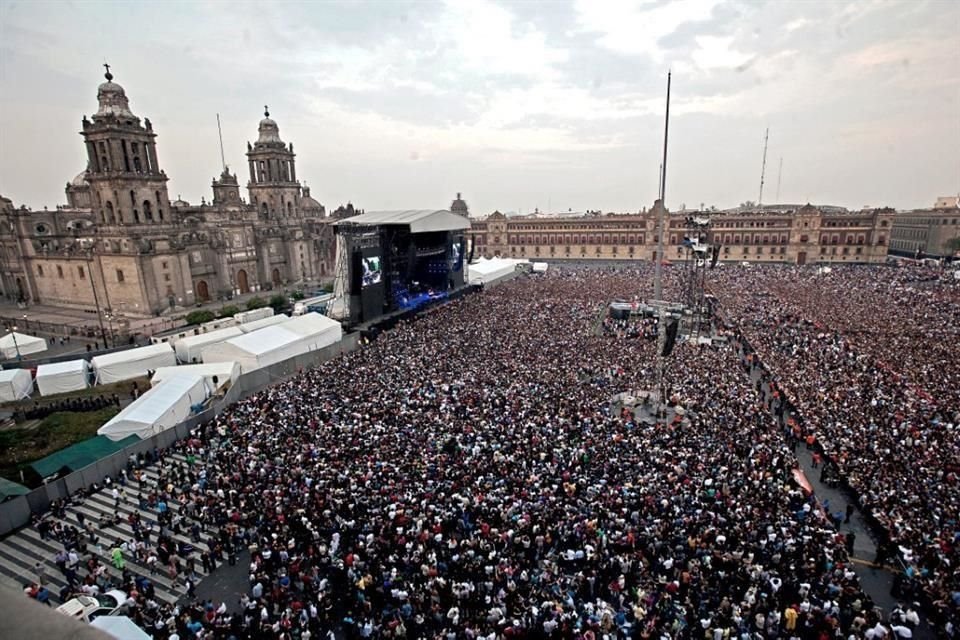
[654,71,671,302]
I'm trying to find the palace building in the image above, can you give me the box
[0,68,353,317]
[468,201,894,266]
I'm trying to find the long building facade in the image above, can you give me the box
[468,202,894,265]
[0,69,348,317]
[888,199,960,259]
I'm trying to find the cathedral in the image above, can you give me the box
[0,67,355,317]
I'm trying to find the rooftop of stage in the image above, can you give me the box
[334,209,471,234]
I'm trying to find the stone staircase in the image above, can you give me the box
[0,452,216,606]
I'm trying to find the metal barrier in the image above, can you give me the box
[0,332,360,537]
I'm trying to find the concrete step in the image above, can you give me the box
[83,493,214,555]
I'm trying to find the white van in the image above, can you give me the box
[56,589,127,623]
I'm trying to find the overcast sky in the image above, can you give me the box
[1,0,957,215]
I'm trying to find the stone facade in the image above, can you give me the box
[468,202,894,265]
[0,70,351,316]
[889,202,960,258]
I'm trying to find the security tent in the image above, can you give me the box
[98,373,207,441]
[92,343,176,384]
[237,313,290,333]
[174,326,243,363]
[0,368,33,402]
[280,312,343,351]
[202,325,305,373]
[35,359,90,396]
[151,361,240,393]
[467,258,517,285]
[0,332,47,360]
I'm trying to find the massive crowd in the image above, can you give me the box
[25,263,951,639]
[709,262,960,637]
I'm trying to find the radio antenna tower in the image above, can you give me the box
[775,156,783,203]
[758,127,769,207]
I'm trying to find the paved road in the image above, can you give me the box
[181,549,250,611]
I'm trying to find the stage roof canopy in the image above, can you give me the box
[335,209,470,234]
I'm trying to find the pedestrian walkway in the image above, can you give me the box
[0,452,214,607]
[743,347,936,640]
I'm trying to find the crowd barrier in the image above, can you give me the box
[0,332,360,537]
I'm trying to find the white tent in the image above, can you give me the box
[91,616,152,640]
[174,326,243,363]
[532,262,549,272]
[233,307,274,325]
[237,313,290,333]
[151,361,240,393]
[91,343,176,384]
[467,258,517,285]
[280,312,342,350]
[0,332,47,360]
[0,368,33,402]
[35,359,90,396]
[98,373,207,441]
[202,325,305,373]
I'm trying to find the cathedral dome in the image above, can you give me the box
[257,106,283,144]
[95,66,136,119]
[450,192,468,216]
[70,171,90,188]
[300,187,323,214]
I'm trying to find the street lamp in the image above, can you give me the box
[8,322,21,361]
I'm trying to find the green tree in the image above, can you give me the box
[321,282,334,293]
[245,297,267,311]
[269,294,288,312]
[290,290,306,301]
[185,310,216,325]
[218,305,240,319]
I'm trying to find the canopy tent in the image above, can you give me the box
[174,326,243,363]
[237,313,290,333]
[98,373,207,441]
[0,368,33,402]
[91,616,153,640]
[91,343,176,384]
[532,262,549,272]
[35,359,90,396]
[467,258,517,285]
[334,209,471,234]
[0,477,29,502]
[151,361,240,393]
[280,312,343,350]
[203,325,306,373]
[31,433,138,478]
[0,332,47,360]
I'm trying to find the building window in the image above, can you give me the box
[78,266,85,279]
[116,269,125,282]
[57,265,63,278]
[164,274,171,282]
[162,261,168,269]
[37,265,43,277]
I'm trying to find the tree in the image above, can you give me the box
[218,305,240,319]
[269,294,288,312]
[185,310,215,326]
[245,297,266,311]
[321,282,334,293]
[290,290,306,301]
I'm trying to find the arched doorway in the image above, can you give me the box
[236,269,250,294]
[15,277,24,302]
[195,279,210,302]
[272,268,281,286]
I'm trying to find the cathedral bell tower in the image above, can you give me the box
[80,64,171,226]
[246,106,301,220]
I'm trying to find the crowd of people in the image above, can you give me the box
[20,264,934,640]
[709,262,959,636]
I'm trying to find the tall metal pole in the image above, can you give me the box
[654,71,671,303]
[758,127,769,207]
[216,113,227,172]
[86,250,110,348]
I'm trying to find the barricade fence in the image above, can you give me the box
[0,332,360,537]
